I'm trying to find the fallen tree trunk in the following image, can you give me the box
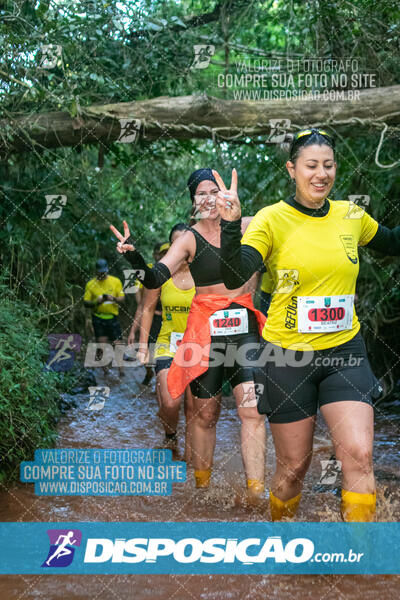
[1,85,400,155]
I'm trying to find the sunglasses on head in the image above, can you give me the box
[290,128,335,158]
[294,128,333,141]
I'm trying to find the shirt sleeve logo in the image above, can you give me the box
[340,235,358,264]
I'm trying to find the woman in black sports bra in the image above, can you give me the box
[110,168,267,500]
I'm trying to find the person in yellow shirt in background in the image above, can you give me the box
[128,242,165,386]
[84,258,125,375]
[136,225,196,461]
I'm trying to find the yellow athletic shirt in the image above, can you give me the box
[241,200,378,350]
[154,278,195,359]
[260,270,274,294]
[84,275,124,318]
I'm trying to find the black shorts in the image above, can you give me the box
[155,357,173,374]
[256,332,381,423]
[92,315,122,342]
[190,303,261,399]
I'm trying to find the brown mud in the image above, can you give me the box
[0,365,399,599]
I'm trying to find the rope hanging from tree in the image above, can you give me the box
[374,123,400,169]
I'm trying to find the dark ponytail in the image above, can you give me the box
[169,222,189,243]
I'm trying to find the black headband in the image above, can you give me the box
[187,168,218,201]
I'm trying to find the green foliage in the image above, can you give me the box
[0,0,399,397]
[0,280,73,480]
[2,0,397,114]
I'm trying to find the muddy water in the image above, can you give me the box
[0,365,399,599]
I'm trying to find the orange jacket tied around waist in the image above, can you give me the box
[167,293,266,399]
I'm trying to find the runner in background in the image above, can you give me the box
[216,128,400,522]
[128,242,166,385]
[111,168,267,502]
[137,224,195,461]
[83,258,125,376]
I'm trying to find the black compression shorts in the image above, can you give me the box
[190,303,261,399]
[155,357,173,374]
[92,315,122,342]
[255,332,381,423]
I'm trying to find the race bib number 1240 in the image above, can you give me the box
[209,308,248,336]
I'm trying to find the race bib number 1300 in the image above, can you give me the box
[297,295,354,333]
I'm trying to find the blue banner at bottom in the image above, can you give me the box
[0,522,398,574]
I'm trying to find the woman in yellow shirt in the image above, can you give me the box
[137,224,195,462]
[215,129,399,522]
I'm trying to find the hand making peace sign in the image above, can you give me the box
[110,220,135,254]
[212,168,242,222]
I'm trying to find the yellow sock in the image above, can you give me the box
[269,489,301,521]
[247,478,265,496]
[194,468,211,488]
[341,489,376,522]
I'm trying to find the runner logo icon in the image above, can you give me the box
[191,45,215,69]
[123,269,145,293]
[117,119,141,143]
[42,195,67,220]
[39,44,62,69]
[45,333,82,372]
[42,529,82,568]
[86,386,110,411]
[319,459,342,485]
[267,119,291,144]
[345,195,370,219]
[275,269,299,294]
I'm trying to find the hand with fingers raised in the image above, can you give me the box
[213,168,241,222]
[110,220,135,254]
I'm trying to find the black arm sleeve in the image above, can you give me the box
[220,218,264,289]
[365,224,400,255]
[124,249,171,289]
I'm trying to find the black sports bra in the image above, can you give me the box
[188,228,224,286]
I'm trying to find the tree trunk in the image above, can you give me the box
[1,86,400,155]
